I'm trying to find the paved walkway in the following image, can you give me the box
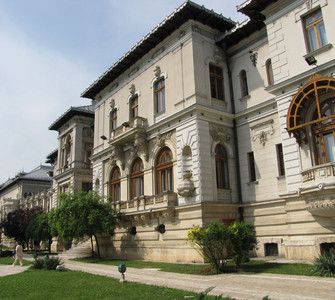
[1,256,335,299]
[63,260,335,300]
[0,264,30,277]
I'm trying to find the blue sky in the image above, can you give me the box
[0,0,247,184]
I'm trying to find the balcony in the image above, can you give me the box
[300,163,335,219]
[110,116,147,146]
[112,192,178,213]
[301,162,335,187]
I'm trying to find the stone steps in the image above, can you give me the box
[58,239,92,259]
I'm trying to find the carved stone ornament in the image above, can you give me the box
[306,0,312,10]
[306,200,335,219]
[109,98,115,110]
[177,171,195,197]
[129,144,138,160]
[155,132,173,148]
[210,126,231,145]
[109,145,124,169]
[129,84,136,95]
[251,120,275,146]
[154,66,161,78]
[109,83,119,93]
[134,132,148,161]
[249,51,258,67]
[214,48,223,63]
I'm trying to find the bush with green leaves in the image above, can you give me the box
[31,256,63,270]
[187,222,229,273]
[228,222,257,269]
[186,221,257,273]
[312,250,335,277]
[31,258,45,269]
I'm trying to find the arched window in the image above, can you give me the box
[130,95,138,120]
[312,99,335,164]
[130,158,144,198]
[154,78,165,114]
[240,69,248,97]
[110,167,121,202]
[209,64,224,100]
[287,74,335,165]
[215,144,229,189]
[266,59,274,86]
[156,147,173,193]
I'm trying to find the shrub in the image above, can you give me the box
[0,250,14,257]
[30,256,63,270]
[312,250,335,277]
[186,221,257,273]
[186,222,229,274]
[44,257,63,270]
[228,222,257,269]
[31,258,45,269]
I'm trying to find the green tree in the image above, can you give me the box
[26,211,52,252]
[1,207,41,248]
[49,191,120,258]
[228,222,257,269]
[186,222,229,273]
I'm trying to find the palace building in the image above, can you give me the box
[77,0,335,261]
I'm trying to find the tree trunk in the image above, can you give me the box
[94,234,100,259]
[90,236,94,257]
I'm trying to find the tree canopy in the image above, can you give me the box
[26,211,52,252]
[49,191,120,257]
[1,207,42,248]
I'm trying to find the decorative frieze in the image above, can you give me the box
[250,120,275,146]
[210,126,231,146]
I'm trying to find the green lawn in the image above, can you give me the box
[0,256,32,266]
[0,268,229,300]
[74,257,315,276]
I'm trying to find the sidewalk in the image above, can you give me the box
[1,256,334,299]
[0,264,30,277]
[63,259,335,300]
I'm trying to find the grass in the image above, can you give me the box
[0,268,228,300]
[74,257,315,276]
[0,256,32,266]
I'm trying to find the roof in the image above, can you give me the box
[0,165,53,193]
[237,0,278,19]
[81,0,236,99]
[45,149,58,164]
[49,105,94,131]
[218,0,278,48]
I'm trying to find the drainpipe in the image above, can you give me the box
[220,42,244,221]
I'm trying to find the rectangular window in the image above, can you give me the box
[276,144,285,176]
[248,152,256,182]
[304,9,328,52]
[155,79,165,114]
[130,96,138,120]
[111,110,117,130]
[209,64,224,100]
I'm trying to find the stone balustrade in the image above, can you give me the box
[301,162,335,188]
[113,192,177,213]
[300,163,335,219]
[110,116,147,140]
